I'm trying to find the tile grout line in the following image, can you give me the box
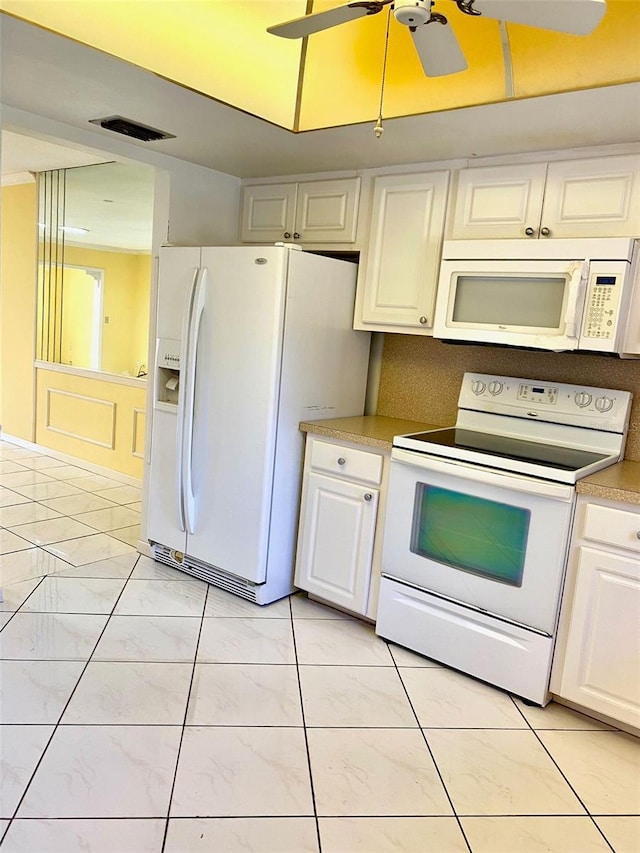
[160,581,210,853]
[289,596,322,853]
[2,550,141,839]
[391,646,474,853]
[507,692,618,850]
[530,730,618,851]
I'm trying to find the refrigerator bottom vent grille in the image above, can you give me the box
[151,543,259,603]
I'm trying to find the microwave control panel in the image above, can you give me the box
[582,267,625,340]
[583,273,621,339]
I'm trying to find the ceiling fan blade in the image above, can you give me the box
[411,19,469,76]
[468,0,607,36]
[267,2,384,39]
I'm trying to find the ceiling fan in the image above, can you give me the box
[267,0,607,77]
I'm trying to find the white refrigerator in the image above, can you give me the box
[147,244,371,604]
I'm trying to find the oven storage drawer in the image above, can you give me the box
[376,577,554,705]
[581,503,640,553]
[309,438,383,485]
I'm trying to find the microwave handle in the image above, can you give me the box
[564,261,589,339]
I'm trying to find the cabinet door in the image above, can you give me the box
[541,155,640,238]
[295,472,378,614]
[558,546,640,728]
[450,163,547,239]
[295,178,360,243]
[359,171,449,332]
[239,183,296,242]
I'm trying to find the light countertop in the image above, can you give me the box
[577,460,640,506]
[299,415,440,451]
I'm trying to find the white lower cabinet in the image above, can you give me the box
[551,495,640,729]
[295,437,388,618]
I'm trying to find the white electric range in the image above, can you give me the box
[376,372,632,705]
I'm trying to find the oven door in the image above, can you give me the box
[382,449,575,635]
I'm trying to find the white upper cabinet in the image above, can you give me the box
[354,171,450,334]
[451,154,640,239]
[240,177,360,244]
[451,163,546,239]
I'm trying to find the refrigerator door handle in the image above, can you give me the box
[175,267,199,532]
[181,265,207,535]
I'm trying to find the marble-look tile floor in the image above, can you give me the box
[0,439,639,852]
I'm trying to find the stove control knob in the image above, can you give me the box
[471,380,486,395]
[488,380,503,396]
[574,391,592,408]
[595,395,614,413]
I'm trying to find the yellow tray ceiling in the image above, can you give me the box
[1,0,638,131]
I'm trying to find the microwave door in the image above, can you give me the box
[434,259,584,351]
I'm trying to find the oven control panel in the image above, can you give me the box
[460,373,632,433]
[517,385,558,405]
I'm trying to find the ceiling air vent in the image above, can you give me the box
[89,116,175,142]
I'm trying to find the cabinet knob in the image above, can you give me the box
[293,232,301,239]
[364,493,373,501]
[284,231,291,239]
[524,227,536,237]
[540,226,552,237]
[337,457,346,466]
[636,531,640,540]
[419,316,428,325]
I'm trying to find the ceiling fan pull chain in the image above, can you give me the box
[374,6,392,138]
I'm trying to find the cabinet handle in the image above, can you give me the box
[284,231,291,239]
[540,226,552,237]
[524,227,536,237]
[364,493,373,501]
[293,232,301,239]
[337,457,346,466]
[419,316,428,325]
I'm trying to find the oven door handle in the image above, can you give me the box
[390,448,575,501]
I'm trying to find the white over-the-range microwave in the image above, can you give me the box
[433,237,640,356]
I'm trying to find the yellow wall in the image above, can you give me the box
[62,247,151,376]
[35,367,146,478]
[60,267,97,368]
[0,182,37,440]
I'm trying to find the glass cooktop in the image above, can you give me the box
[397,428,609,472]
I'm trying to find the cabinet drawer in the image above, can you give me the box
[582,503,640,553]
[309,439,383,485]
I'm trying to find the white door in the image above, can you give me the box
[294,178,360,243]
[382,451,575,634]
[542,155,640,238]
[450,163,547,239]
[239,183,296,242]
[185,246,287,583]
[358,171,449,332]
[147,247,201,553]
[557,546,640,727]
[296,472,378,614]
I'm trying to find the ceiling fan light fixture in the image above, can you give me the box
[393,0,432,26]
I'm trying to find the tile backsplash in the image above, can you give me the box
[376,335,640,461]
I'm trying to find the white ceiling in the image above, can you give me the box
[1,14,639,181]
[1,131,155,251]
[1,131,109,180]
